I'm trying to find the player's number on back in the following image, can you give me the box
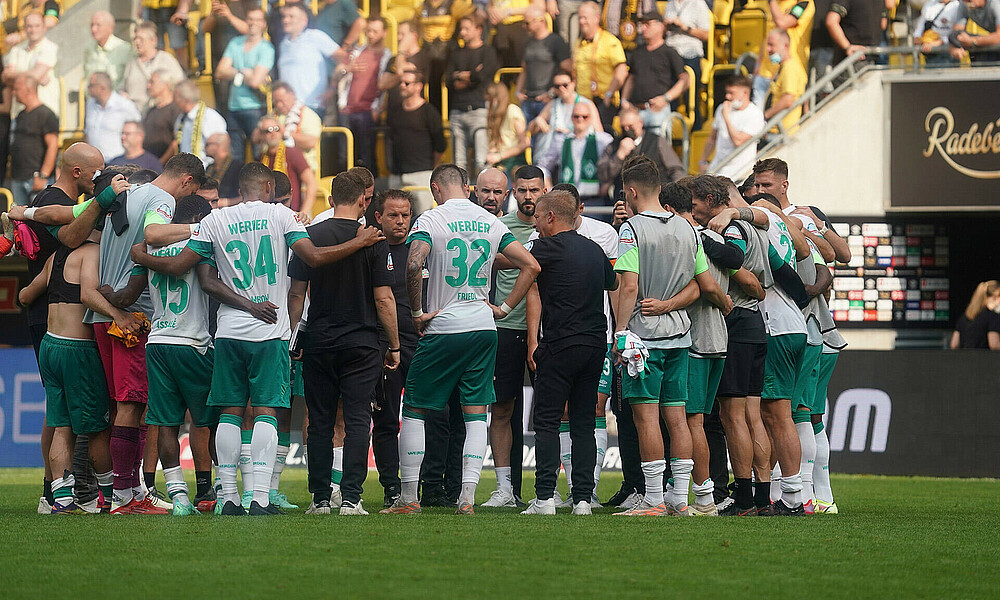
[445,238,490,288]
[776,223,794,265]
[225,235,278,290]
[150,272,189,315]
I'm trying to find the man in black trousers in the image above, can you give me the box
[518,190,618,515]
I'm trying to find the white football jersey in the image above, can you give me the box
[188,201,308,342]
[407,198,516,335]
[756,205,807,336]
[139,239,212,349]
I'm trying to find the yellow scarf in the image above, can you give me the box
[176,101,207,157]
[262,143,287,174]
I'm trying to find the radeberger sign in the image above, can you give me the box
[888,78,1000,210]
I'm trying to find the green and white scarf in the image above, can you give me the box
[560,133,600,197]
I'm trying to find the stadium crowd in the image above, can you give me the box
[0,0,995,517]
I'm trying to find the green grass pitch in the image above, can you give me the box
[1,469,998,599]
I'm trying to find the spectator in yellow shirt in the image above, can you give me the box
[572,1,627,132]
[752,0,813,107]
[763,29,807,133]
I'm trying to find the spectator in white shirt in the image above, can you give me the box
[83,10,133,87]
[84,71,143,160]
[120,21,185,111]
[1,13,60,118]
[171,79,228,167]
[698,75,766,181]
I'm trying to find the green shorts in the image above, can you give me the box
[762,333,807,401]
[686,354,725,414]
[146,344,219,427]
[793,343,824,411]
[622,347,689,407]
[598,343,613,396]
[290,358,305,399]
[809,351,839,415]
[39,335,110,434]
[209,338,291,409]
[404,330,497,411]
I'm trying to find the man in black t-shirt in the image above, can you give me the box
[371,189,427,507]
[621,11,690,138]
[288,173,399,515]
[515,6,572,128]
[826,0,883,63]
[9,75,58,206]
[519,189,618,515]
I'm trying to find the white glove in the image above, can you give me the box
[615,330,649,379]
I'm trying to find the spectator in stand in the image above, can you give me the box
[515,5,572,127]
[272,81,322,176]
[2,13,59,118]
[380,20,433,109]
[529,68,602,169]
[8,75,58,206]
[418,0,474,110]
[487,0,543,67]
[205,132,242,204]
[109,121,164,173]
[316,0,365,50]
[172,79,228,166]
[190,0,255,116]
[810,0,837,85]
[751,0,814,107]
[255,114,317,218]
[553,0,582,43]
[597,105,684,199]
[951,281,1000,350]
[83,11,133,87]
[914,0,963,64]
[604,0,656,52]
[385,69,446,214]
[337,17,393,172]
[3,0,59,48]
[621,10,689,138]
[446,12,499,177]
[141,0,189,71]
[120,21,184,112]
[278,2,341,120]
[216,7,274,163]
[142,68,184,162]
[698,75,765,180]
[538,100,612,204]
[85,72,143,161]
[573,1,627,133]
[485,81,529,174]
[664,0,710,125]
[950,0,1000,62]
[826,0,883,63]
[763,29,808,133]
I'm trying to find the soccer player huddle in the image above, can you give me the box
[6,142,846,517]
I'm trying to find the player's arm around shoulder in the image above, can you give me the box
[290,224,386,267]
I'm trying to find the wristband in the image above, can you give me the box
[24,207,38,220]
[411,309,423,318]
[500,301,513,315]
[96,183,119,209]
[388,348,400,352]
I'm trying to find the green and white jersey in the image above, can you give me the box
[407,198,517,336]
[756,205,807,336]
[133,239,213,350]
[188,201,309,342]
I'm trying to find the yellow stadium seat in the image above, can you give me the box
[688,125,713,175]
[730,9,767,60]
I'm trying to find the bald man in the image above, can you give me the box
[8,75,58,207]
[83,11,133,87]
[475,167,508,216]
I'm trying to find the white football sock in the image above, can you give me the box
[770,465,782,503]
[52,474,75,507]
[331,445,344,492]
[163,465,190,506]
[814,426,834,504]
[692,478,715,507]
[559,427,573,494]
[641,460,666,506]
[216,418,242,504]
[495,466,512,495]
[669,458,693,507]
[251,416,278,506]
[459,416,488,505]
[780,471,803,507]
[594,418,608,495]
[239,433,253,495]
[796,422,816,505]
[399,412,425,503]
[270,436,289,491]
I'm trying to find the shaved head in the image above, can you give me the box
[60,142,105,196]
[477,167,507,191]
[62,142,105,172]
[476,167,508,215]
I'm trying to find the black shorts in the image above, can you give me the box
[494,328,528,403]
[717,340,767,398]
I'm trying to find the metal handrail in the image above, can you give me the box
[320,126,355,173]
[709,44,1000,179]
[0,188,13,212]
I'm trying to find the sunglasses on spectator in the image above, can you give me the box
[554,82,572,88]
[259,126,280,133]
[572,114,589,120]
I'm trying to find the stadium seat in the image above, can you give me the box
[688,125,712,175]
[712,0,734,62]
